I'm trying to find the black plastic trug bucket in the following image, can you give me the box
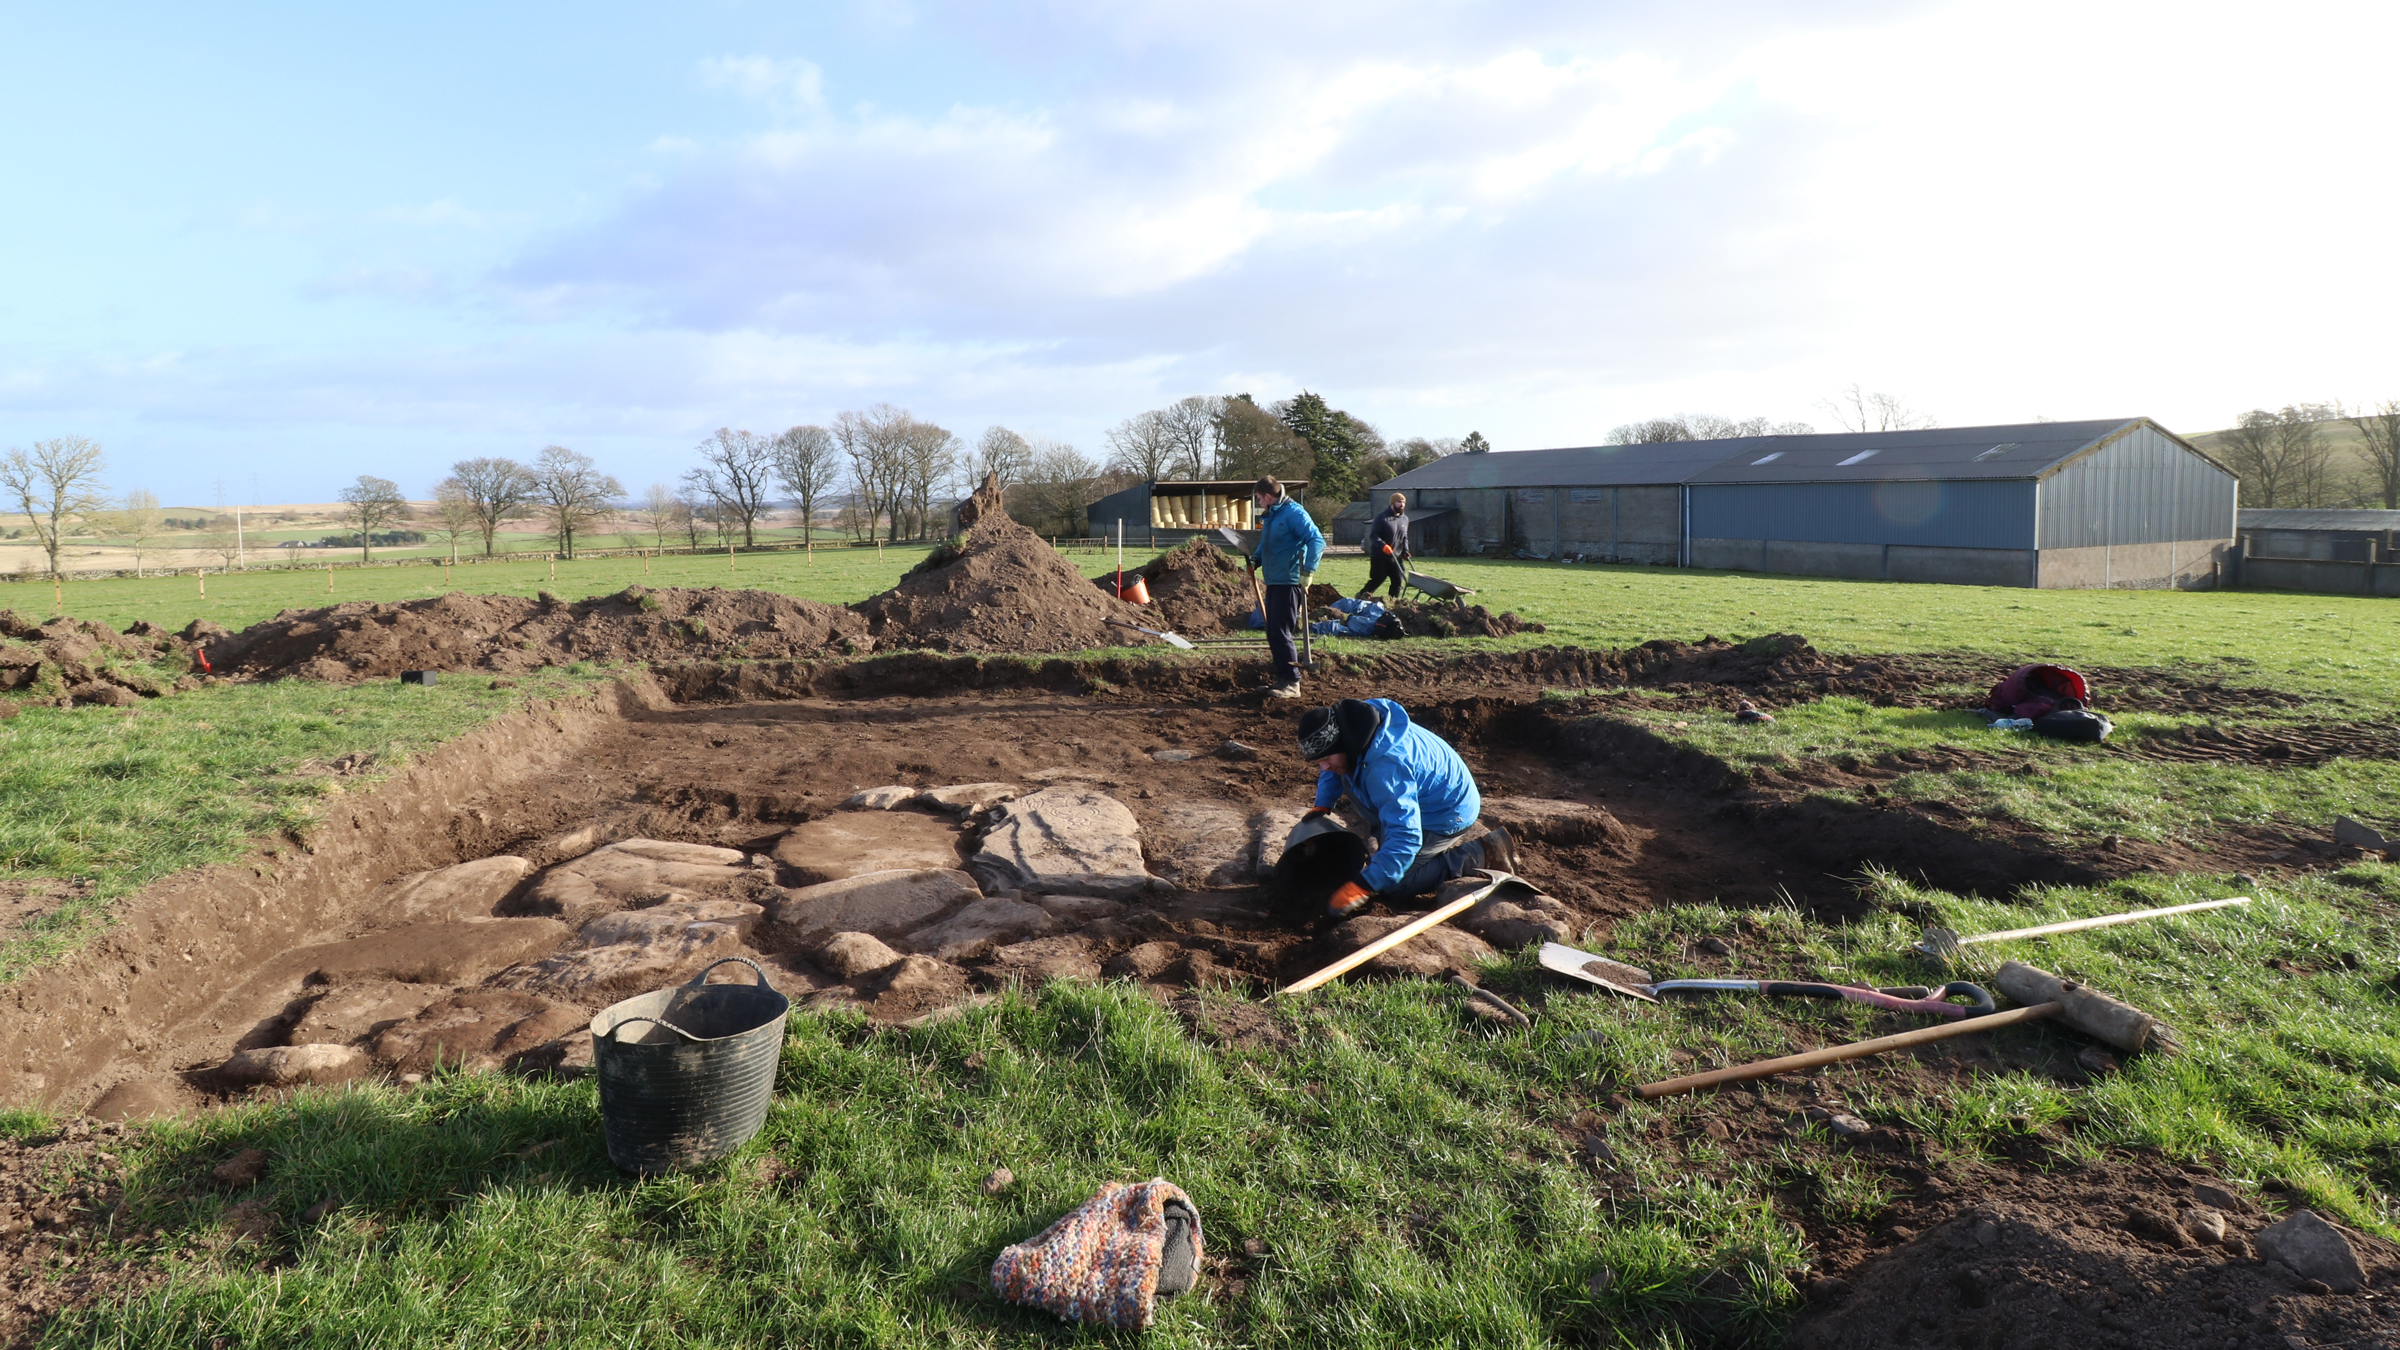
[1269,817,1370,922]
[591,957,790,1174]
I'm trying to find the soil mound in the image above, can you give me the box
[1786,1157,2400,1349]
[210,586,868,681]
[0,609,197,708]
[854,476,1151,653]
[1380,599,1546,639]
[1131,537,1257,635]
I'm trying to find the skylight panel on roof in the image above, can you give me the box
[1750,452,1784,465]
[1837,450,1879,466]
[1975,443,2020,460]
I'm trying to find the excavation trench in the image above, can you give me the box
[3,649,2229,1117]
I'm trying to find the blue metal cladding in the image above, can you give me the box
[2036,425,2236,548]
[1688,480,2035,548]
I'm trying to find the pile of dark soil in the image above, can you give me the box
[1784,1154,2400,1348]
[1378,599,1546,639]
[0,609,200,711]
[209,586,868,682]
[855,476,1150,653]
[1130,537,1257,635]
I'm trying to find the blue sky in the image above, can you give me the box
[3,1,2394,507]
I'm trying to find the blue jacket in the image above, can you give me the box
[1313,698,1481,892]
[1250,496,1325,586]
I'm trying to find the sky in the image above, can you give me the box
[2,0,2395,507]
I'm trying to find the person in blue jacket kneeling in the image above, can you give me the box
[1295,698,1519,918]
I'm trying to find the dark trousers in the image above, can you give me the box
[1378,833,1487,899]
[1358,553,1405,599]
[1263,582,1304,685]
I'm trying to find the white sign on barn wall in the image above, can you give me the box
[1515,489,1548,504]
[1569,488,1608,503]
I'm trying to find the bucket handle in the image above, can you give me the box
[605,1014,695,1044]
[682,956,779,996]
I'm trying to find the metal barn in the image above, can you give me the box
[2235,508,2400,596]
[1373,419,2237,589]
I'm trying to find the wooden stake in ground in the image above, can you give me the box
[198,568,205,599]
[550,556,557,583]
[52,575,62,616]
[326,561,334,593]
[643,550,650,575]
[728,539,735,573]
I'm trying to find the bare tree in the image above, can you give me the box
[1606,414,1815,444]
[442,456,535,556]
[685,428,778,546]
[898,418,961,539]
[427,481,479,564]
[337,475,409,561]
[1009,439,1106,537]
[771,424,842,545]
[108,488,165,573]
[639,482,679,548]
[1160,396,1221,479]
[973,426,1033,490]
[2347,400,2400,509]
[1818,384,1937,433]
[1104,409,1179,482]
[0,435,109,577]
[673,493,704,550]
[2221,406,2337,507]
[834,404,913,542]
[528,446,624,558]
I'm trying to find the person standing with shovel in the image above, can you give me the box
[1247,476,1324,700]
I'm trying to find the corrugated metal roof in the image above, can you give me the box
[2238,509,2400,531]
[1376,419,2178,491]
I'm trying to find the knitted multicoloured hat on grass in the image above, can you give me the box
[989,1179,1203,1328]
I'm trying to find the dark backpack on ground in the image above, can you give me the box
[2031,708,2112,742]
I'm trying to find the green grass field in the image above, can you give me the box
[8,547,2400,1346]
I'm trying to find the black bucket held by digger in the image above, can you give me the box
[591,957,789,1173]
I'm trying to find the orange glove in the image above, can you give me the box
[1327,880,1373,916]
[1379,542,1392,555]
[1304,805,1334,818]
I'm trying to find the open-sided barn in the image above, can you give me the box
[1371,418,2236,589]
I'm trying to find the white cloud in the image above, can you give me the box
[699,55,826,118]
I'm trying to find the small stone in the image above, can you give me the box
[1695,936,1734,956]
[1701,1118,1730,1141]
[2077,1045,2121,1076]
[981,1166,1014,1196]
[1102,941,1182,981]
[1806,1276,1850,1303]
[2184,1206,2228,1244]
[1217,740,1260,761]
[1150,749,1195,762]
[1587,1264,1617,1296]
[1580,1133,1618,1168]
[2124,1208,2194,1248]
[212,1148,268,1188]
[913,782,1020,816]
[1973,1219,2000,1247]
[846,786,920,810]
[2190,1182,2251,1213]
[301,1196,339,1224]
[1824,1112,1873,1139]
[2255,1210,2366,1293]
[814,931,905,979]
[1243,1237,1268,1257]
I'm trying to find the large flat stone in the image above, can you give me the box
[1146,801,1257,889]
[289,981,453,1045]
[1248,807,1309,883]
[903,897,1057,958]
[572,898,762,947]
[384,856,535,922]
[1318,914,1496,980]
[769,868,981,948]
[514,839,764,925]
[981,936,1103,984]
[369,991,592,1075]
[496,908,755,1004]
[773,811,964,886]
[971,788,1152,899]
[292,918,570,985]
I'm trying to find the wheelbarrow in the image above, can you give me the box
[1405,570,1476,601]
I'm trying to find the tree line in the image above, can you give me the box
[2215,403,2400,510]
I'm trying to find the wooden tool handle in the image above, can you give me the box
[1278,876,1507,997]
[1958,897,2248,946]
[1630,1002,2062,1099]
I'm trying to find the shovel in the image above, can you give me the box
[1103,618,1195,651]
[1537,943,1657,1002]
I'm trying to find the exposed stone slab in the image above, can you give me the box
[221,1044,369,1088]
[773,811,964,885]
[293,918,570,986]
[497,904,756,1004]
[981,936,1103,984]
[971,788,1151,898]
[1248,807,1309,882]
[845,786,919,809]
[514,838,764,925]
[813,932,905,979]
[1146,801,1257,889]
[904,897,1057,958]
[572,898,763,947]
[385,856,535,922]
[770,868,981,948]
[289,981,453,1045]
[369,991,591,1075]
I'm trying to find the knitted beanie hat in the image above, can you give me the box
[1295,699,1380,762]
[990,1179,1203,1328]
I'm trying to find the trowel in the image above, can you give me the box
[1537,943,1657,1002]
[1103,618,1195,650]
